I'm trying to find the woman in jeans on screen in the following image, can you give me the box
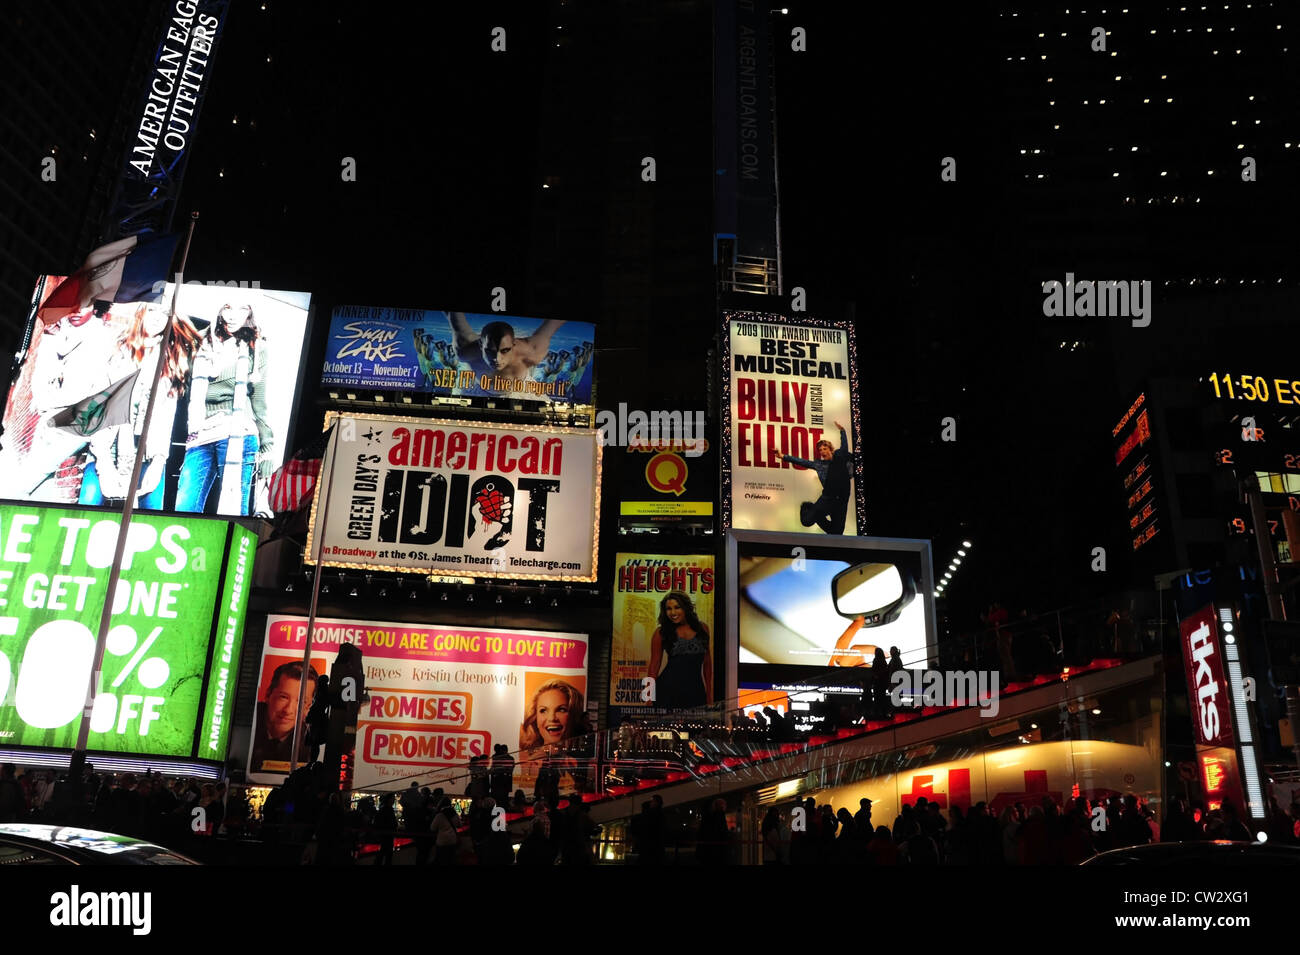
[79,304,201,510]
[175,303,274,515]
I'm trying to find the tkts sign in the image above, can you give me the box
[1178,604,1234,749]
[306,414,599,581]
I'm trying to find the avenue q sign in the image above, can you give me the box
[306,413,600,581]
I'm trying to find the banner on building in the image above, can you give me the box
[0,504,254,760]
[109,0,230,236]
[618,430,715,533]
[609,554,715,717]
[321,307,595,404]
[249,616,589,789]
[305,413,600,581]
[0,278,313,517]
[722,312,864,534]
[713,0,776,260]
[725,530,936,710]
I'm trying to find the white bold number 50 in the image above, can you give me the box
[12,620,96,728]
[0,617,15,710]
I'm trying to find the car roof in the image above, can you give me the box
[1084,840,1300,865]
[0,824,199,865]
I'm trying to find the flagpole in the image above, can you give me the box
[68,213,199,782]
[288,418,342,778]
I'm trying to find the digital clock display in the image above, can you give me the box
[1208,373,1300,405]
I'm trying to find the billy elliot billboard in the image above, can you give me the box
[722,311,864,535]
[0,503,254,761]
[249,615,588,788]
[305,413,600,581]
[321,307,596,404]
[0,278,312,518]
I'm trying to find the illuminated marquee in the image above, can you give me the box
[306,413,599,581]
[1112,394,1160,552]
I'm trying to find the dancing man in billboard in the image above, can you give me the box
[448,311,565,382]
[782,420,854,535]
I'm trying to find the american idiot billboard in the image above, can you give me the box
[320,307,596,404]
[722,311,864,535]
[305,413,599,581]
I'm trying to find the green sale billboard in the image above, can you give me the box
[0,504,254,760]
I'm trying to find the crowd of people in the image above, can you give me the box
[0,762,249,848]
[253,758,601,865]
[753,792,1300,865]
[8,757,1300,865]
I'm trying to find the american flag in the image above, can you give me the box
[269,425,334,513]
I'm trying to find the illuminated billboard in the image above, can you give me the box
[0,504,254,760]
[1111,393,1162,552]
[1178,604,1234,750]
[305,413,600,581]
[250,615,588,789]
[618,433,715,533]
[321,307,595,404]
[0,279,312,517]
[725,530,936,698]
[609,553,715,714]
[722,312,864,534]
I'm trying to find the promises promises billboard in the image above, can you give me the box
[251,616,588,788]
[0,504,254,759]
[306,413,600,581]
[723,312,864,535]
[321,307,595,404]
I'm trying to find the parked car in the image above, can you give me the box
[0,824,199,865]
[1082,840,1300,865]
